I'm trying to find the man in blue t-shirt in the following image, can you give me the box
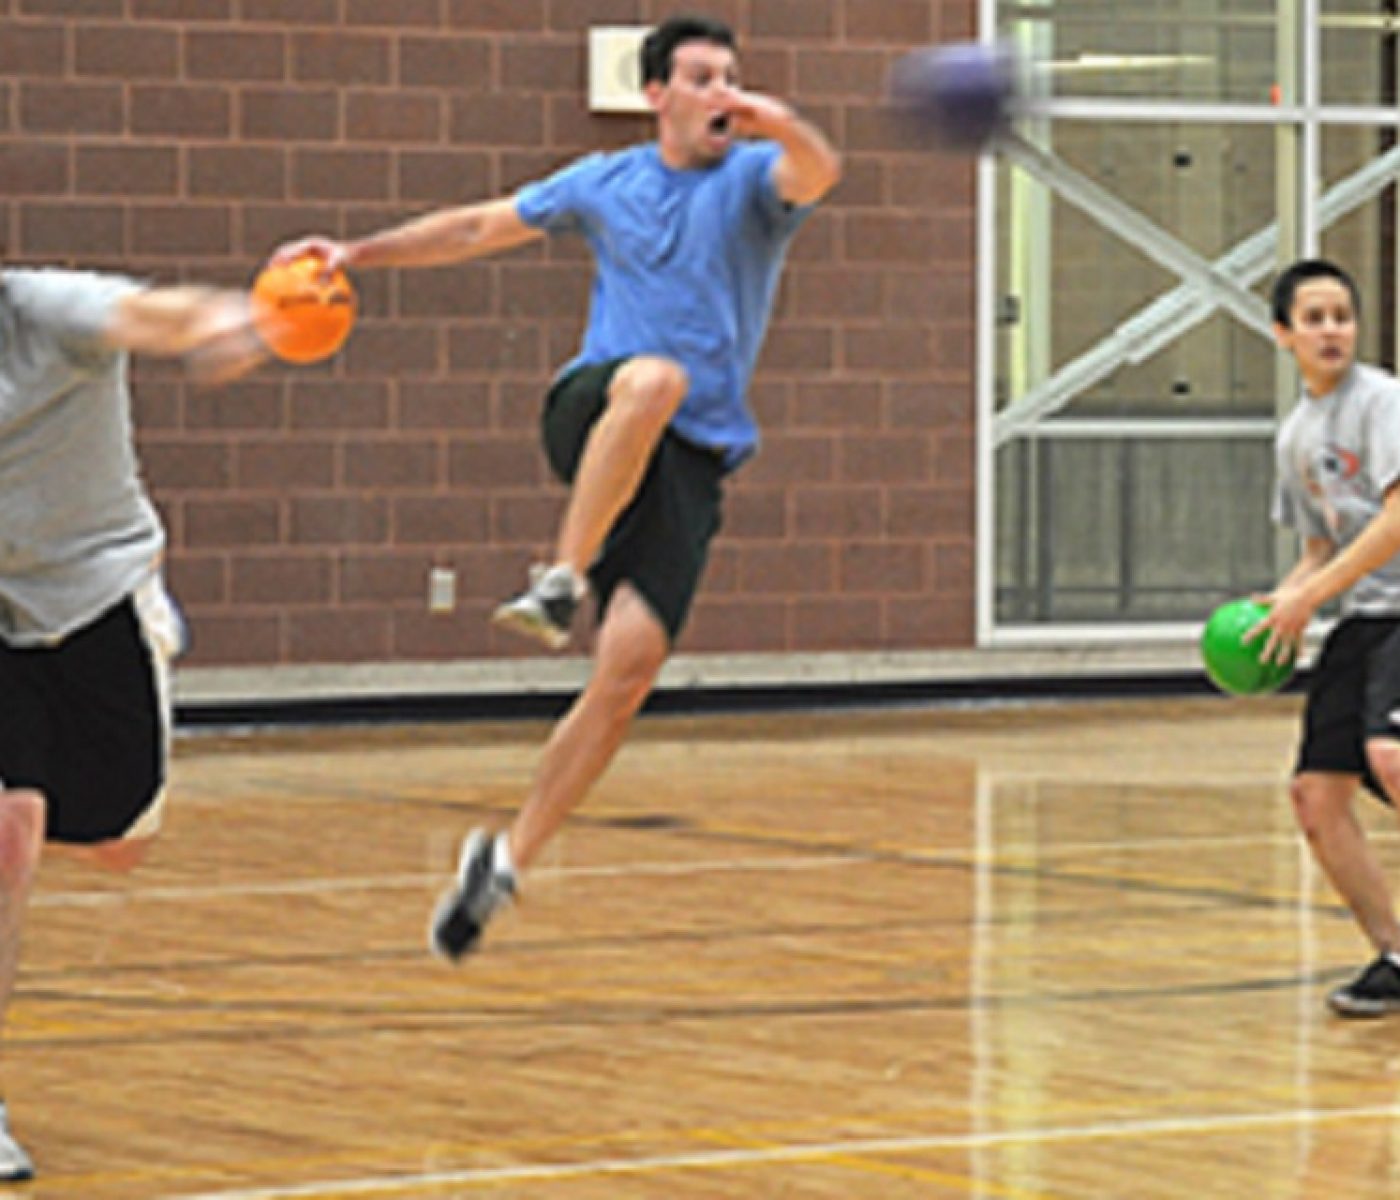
[273,14,840,960]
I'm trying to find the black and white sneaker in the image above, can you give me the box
[491,563,586,651]
[1328,952,1400,1017]
[0,1102,34,1182]
[428,830,517,962]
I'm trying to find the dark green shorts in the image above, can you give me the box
[542,359,725,643]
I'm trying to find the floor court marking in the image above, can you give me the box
[31,853,873,908]
[166,1102,1400,1199]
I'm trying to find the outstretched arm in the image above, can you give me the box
[274,197,544,276]
[723,89,842,206]
[105,286,266,383]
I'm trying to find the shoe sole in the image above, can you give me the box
[1327,996,1400,1017]
[491,605,570,651]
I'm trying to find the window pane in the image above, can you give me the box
[1000,0,1279,104]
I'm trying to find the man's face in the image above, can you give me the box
[649,40,740,166]
[1276,278,1358,391]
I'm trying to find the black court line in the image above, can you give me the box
[7,965,1356,1053]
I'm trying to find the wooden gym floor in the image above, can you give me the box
[11,694,1400,1198]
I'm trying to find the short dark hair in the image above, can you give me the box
[1271,258,1361,327]
[640,14,737,85]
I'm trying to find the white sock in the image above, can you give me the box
[492,832,516,881]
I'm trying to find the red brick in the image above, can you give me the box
[345,0,441,27]
[792,487,884,538]
[19,82,123,135]
[393,495,490,545]
[500,264,589,318]
[230,553,333,605]
[397,150,492,204]
[397,380,492,431]
[448,0,546,32]
[734,543,834,594]
[840,434,931,484]
[132,0,233,18]
[19,202,125,256]
[75,145,177,197]
[448,325,544,374]
[18,0,122,15]
[0,142,69,195]
[163,555,227,606]
[292,31,392,85]
[189,147,287,200]
[346,91,442,144]
[242,0,337,24]
[292,148,393,201]
[338,552,428,603]
[288,379,391,431]
[792,597,889,650]
[140,441,232,491]
[342,322,442,377]
[75,24,178,78]
[288,609,392,663]
[395,608,495,660]
[447,436,544,488]
[725,487,787,539]
[398,36,492,89]
[751,0,835,39]
[500,39,584,92]
[184,498,281,547]
[844,0,935,44]
[290,497,389,546]
[235,440,336,490]
[0,23,65,75]
[184,381,287,432]
[838,541,925,593]
[449,94,547,148]
[182,614,281,666]
[186,30,288,82]
[397,267,496,319]
[132,205,233,257]
[343,440,441,489]
[240,88,339,142]
[131,85,232,138]
[842,325,936,374]
[490,492,559,543]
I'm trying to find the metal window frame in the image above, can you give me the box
[978,0,1399,646]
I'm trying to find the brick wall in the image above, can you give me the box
[0,0,977,668]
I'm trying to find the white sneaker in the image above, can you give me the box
[0,1103,34,1182]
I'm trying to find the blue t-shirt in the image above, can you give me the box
[515,140,810,469]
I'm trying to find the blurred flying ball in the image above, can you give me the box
[888,41,1018,152]
[252,254,357,364]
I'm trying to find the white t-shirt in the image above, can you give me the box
[1273,361,1400,615]
[0,267,162,646]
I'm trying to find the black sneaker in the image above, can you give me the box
[491,563,585,651]
[1328,953,1400,1017]
[428,830,517,962]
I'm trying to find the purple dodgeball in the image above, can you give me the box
[888,42,1017,151]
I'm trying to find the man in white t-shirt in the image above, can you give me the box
[1255,258,1400,1017]
[0,265,264,1180]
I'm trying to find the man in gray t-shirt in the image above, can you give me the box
[0,265,264,1180]
[1257,259,1400,1020]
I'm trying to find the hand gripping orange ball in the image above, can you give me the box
[251,255,357,364]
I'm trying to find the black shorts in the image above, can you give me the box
[1295,615,1400,803]
[0,587,174,843]
[542,359,726,643]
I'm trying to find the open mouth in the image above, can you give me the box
[707,113,731,136]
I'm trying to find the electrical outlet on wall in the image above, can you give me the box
[428,566,456,613]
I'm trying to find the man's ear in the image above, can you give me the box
[1273,321,1293,351]
[643,79,666,113]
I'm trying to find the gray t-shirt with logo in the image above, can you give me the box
[0,267,161,646]
[1273,362,1400,615]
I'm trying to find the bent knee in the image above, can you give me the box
[1366,739,1400,800]
[1290,774,1354,840]
[0,791,46,879]
[613,357,688,423]
[85,836,154,873]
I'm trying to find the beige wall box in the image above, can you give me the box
[588,26,650,113]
